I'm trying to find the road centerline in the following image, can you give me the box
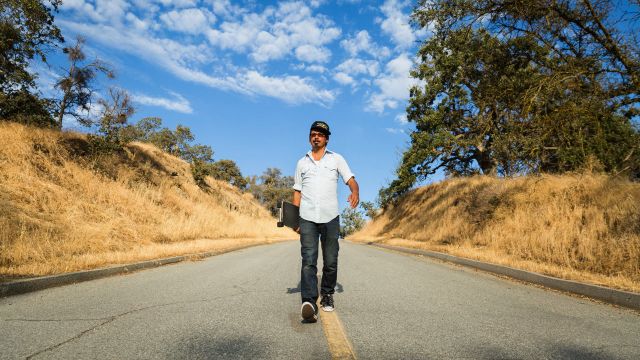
[319,309,357,360]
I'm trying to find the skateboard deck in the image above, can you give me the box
[277,201,299,229]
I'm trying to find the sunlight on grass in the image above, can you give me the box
[349,174,640,293]
[0,122,295,277]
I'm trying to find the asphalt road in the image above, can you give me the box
[1,241,639,359]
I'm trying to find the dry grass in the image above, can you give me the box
[349,174,640,293]
[0,122,294,278]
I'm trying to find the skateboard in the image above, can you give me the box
[277,201,299,229]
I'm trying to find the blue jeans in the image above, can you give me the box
[299,216,340,304]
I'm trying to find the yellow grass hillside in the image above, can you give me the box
[349,175,640,293]
[0,122,295,278]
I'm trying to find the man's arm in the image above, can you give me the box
[346,177,359,209]
[292,190,301,233]
[292,190,301,207]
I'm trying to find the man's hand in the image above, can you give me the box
[346,177,360,208]
[348,192,359,209]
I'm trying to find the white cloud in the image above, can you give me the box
[366,53,417,113]
[336,58,379,77]
[62,0,130,23]
[308,0,328,8]
[206,12,269,52]
[125,12,151,31]
[303,64,327,73]
[132,91,193,113]
[155,0,198,8]
[340,30,390,58]
[206,1,340,63]
[59,1,340,107]
[58,19,335,106]
[29,63,60,98]
[333,72,354,85]
[160,8,215,34]
[394,113,408,124]
[295,44,331,63]
[205,0,244,18]
[240,71,335,106]
[379,0,425,49]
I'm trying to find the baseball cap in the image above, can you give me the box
[310,121,331,135]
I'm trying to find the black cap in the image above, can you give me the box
[310,121,331,135]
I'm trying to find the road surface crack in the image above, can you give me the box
[22,291,259,359]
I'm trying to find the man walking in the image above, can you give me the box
[293,121,359,323]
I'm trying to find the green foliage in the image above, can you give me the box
[1,0,62,126]
[359,201,378,219]
[340,206,366,238]
[247,168,294,216]
[96,87,134,146]
[118,117,162,144]
[209,159,247,190]
[381,0,640,205]
[86,88,135,155]
[0,90,55,126]
[0,0,63,92]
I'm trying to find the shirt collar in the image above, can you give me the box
[306,149,332,161]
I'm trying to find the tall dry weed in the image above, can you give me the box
[0,122,294,276]
[351,174,640,291]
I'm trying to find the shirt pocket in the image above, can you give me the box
[320,163,338,180]
[301,164,317,178]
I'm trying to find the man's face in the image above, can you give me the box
[309,130,328,150]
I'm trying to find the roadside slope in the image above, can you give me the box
[349,174,640,292]
[0,122,294,277]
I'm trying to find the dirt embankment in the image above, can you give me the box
[0,122,294,278]
[349,175,640,292]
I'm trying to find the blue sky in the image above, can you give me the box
[33,0,438,207]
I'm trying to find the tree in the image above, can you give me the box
[1,0,63,126]
[247,168,294,216]
[0,90,54,126]
[209,159,247,190]
[118,116,163,144]
[381,0,640,204]
[413,0,640,110]
[146,124,195,158]
[96,87,135,146]
[0,0,63,92]
[360,201,378,219]
[340,207,365,237]
[54,36,114,128]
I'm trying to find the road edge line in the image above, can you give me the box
[367,242,640,311]
[0,241,290,298]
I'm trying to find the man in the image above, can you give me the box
[293,120,359,323]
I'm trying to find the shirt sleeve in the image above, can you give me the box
[293,159,303,191]
[336,154,355,184]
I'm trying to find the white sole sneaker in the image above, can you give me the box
[321,305,334,312]
[301,302,317,322]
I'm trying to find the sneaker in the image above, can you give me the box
[301,301,317,322]
[320,294,334,312]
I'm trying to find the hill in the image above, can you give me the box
[0,122,294,278]
[349,175,640,292]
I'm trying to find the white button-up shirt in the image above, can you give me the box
[293,149,355,223]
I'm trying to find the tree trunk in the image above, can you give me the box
[476,150,497,176]
[56,93,68,129]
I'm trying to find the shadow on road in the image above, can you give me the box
[172,334,268,359]
[286,281,344,294]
